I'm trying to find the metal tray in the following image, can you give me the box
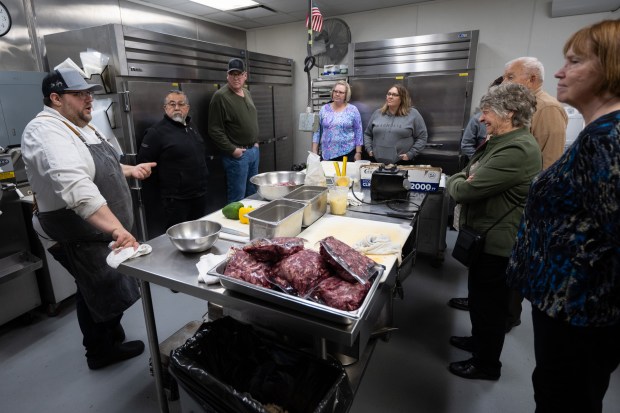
[208,258,384,325]
[0,251,43,286]
[282,186,328,227]
[246,199,305,240]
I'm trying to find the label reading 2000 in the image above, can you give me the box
[410,182,438,192]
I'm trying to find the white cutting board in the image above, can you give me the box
[298,215,412,278]
[200,199,268,237]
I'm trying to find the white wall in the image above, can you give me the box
[247,0,620,165]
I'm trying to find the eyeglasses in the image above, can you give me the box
[386,92,400,98]
[62,91,94,99]
[165,102,188,108]
[332,90,346,95]
[228,72,245,78]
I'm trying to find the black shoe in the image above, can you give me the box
[448,359,500,381]
[505,319,522,333]
[87,340,145,370]
[449,336,475,352]
[448,297,469,311]
[112,324,126,344]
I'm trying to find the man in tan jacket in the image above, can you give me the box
[503,56,568,169]
[503,57,569,330]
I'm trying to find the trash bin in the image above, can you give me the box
[169,317,353,413]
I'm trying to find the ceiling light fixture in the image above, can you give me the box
[189,0,258,11]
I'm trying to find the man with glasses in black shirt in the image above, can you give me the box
[138,90,209,229]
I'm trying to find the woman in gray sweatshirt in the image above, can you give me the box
[363,84,428,164]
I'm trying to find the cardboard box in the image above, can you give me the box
[401,166,442,192]
[359,163,381,188]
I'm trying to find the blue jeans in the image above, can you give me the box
[222,146,259,202]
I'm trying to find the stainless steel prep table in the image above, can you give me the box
[118,190,425,413]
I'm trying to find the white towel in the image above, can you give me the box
[106,243,152,269]
[348,191,364,206]
[197,253,227,284]
[353,234,400,255]
[218,232,249,243]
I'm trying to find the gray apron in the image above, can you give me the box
[37,120,140,323]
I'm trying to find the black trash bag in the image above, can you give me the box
[169,317,353,413]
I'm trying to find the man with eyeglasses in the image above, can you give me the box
[138,90,209,229]
[208,58,260,202]
[21,68,156,370]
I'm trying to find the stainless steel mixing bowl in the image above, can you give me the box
[166,220,221,253]
[250,171,306,201]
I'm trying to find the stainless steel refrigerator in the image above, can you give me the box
[247,51,294,173]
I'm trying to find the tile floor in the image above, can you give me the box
[1,230,618,413]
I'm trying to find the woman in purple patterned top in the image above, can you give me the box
[312,80,363,161]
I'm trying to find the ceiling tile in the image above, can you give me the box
[204,11,246,22]
[253,14,298,26]
[233,20,265,29]
[231,6,278,19]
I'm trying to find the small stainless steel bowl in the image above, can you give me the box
[166,220,221,253]
[250,171,306,201]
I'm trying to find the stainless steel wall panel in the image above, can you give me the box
[0,0,38,71]
[118,1,245,49]
[3,0,246,72]
[118,0,197,40]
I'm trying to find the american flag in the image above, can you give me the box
[306,5,323,33]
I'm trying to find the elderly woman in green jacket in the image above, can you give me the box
[446,82,542,381]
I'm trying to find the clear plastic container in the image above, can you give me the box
[328,186,349,215]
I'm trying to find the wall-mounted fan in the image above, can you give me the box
[312,18,351,68]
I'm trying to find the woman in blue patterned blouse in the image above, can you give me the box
[312,80,363,161]
[507,19,620,413]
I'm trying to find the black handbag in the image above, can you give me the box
[452,205,518,267]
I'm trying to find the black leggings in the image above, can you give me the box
[468,252,510,373]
